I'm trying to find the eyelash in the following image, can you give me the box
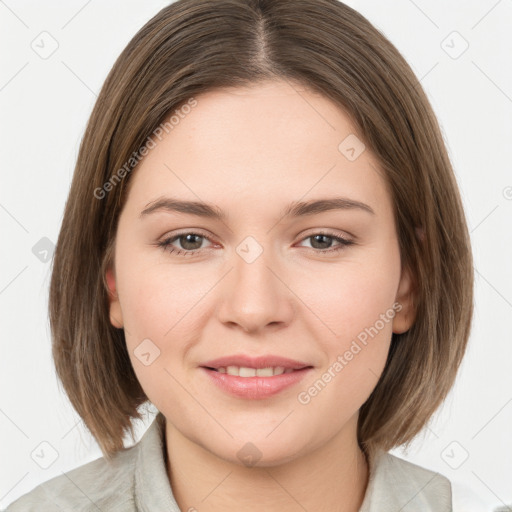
[156,230,355,257]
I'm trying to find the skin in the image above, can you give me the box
[106,79,416,511]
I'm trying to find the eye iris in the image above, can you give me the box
[310,234,333,249]
[180,234,203,250]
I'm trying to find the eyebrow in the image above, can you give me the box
[139,196,375,220]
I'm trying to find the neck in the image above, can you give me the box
[164,414,369,512]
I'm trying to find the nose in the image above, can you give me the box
[216,244,295,334]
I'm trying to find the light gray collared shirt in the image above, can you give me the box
[5,412,452,511]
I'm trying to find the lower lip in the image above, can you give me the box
[200,367,313,400]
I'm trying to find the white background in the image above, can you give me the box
[1,0,511,510]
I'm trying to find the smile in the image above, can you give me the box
[200,365,313,399]
[207,366,296,377]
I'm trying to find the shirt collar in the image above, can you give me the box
[134,412,181,512]
[359,448,452,511]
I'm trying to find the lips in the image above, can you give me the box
[200,354,314,399]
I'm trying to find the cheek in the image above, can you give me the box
[115,253,219,396]
[115,245,207,338]
[298,252,400,345]
[115,260,206,411]
[294,250,400,397]
[293,269,398,426]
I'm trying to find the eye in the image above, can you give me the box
[296,231,354,255]
[157,231,214,257]
[156,230,354,257]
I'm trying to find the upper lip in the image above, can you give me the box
[201,354,312,370]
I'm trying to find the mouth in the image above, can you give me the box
[199,354,314,399]
[200,354,313,372]
[203,365,311,377]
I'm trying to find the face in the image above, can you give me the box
[106,80,415,466]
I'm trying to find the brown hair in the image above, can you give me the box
[49,0,473,461]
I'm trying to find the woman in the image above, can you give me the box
[6,0,473,510]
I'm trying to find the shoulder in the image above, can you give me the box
[377,451,452,492]
[360,450,452,511]
[4,443,139,512]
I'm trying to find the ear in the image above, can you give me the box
[392,264,416,334]
[105,266,124,329]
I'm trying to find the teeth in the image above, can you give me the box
[220,366,292,377]
[239,367,256,377]
[256,367,274,377]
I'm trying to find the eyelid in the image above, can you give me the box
[158,228,215,243]
[297,227,354,241]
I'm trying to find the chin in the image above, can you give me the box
[206,434,309,469]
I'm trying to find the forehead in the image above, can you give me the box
[123,80,392,219]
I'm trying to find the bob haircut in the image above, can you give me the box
[49,0,474,461]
